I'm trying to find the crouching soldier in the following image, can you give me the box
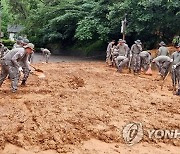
[114,39,129,72]
[171,43,180,95]
[130,40,142,74]
[0,43,34,92]
[152,55,173,79]
[140,51,152,72]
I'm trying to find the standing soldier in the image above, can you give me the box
[0,40,5,58]
[171,43,180,95]
[130,40,142,74]
[0,43,34,92]
[41,48,51,63]
[152,55,173,79]
[106,40,115,66]
[140,51,152,72]
[157,41,169,56]
[114,39,129,72]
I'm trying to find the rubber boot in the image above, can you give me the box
[176,89,180,96]
[21,80,26,86]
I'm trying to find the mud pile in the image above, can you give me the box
[0,62,179,154]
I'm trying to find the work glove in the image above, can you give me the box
[172,65,177,69]
[18,67,23,72]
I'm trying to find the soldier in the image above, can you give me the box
[0,40,5,58]
[152,55,173,79]
[41,48,51,63]
[171,43,180,95]
[0,43,34,92]
[130,40,142,74]
[114,39,129,72]
[157,41,169,56]
[106,40,115,65]
[13,36,23,49]
[140,51,152,72]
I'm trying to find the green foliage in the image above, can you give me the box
[2,39,15,49]
[2,0,180,53]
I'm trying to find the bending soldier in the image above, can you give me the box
[140,51,152,72]
[0,43,34,92]
[152,55,173,79]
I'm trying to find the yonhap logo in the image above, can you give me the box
[123,122,143,146]
[123,122,180,146]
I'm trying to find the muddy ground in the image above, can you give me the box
[0,60,180,154]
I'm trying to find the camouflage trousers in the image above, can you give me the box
[171,66,180,90]
[155,61,171,78]
[132,54,141,73]
[19,61,30,82]
[45,54,50,63]
[115,56,129,72]
[0,60,20,91]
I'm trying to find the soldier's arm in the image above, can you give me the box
[130,45,134,56]
[157,48,161,56]
[11,51,25,68]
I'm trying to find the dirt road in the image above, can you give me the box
[0,61,180,154]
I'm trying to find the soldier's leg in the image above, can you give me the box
[171,68,177,90]
[144,58,150,72]
[21,67,30,86]
[155,61,162,75]
[161,61,171,78]
[106,50,110,63]
[9,66,20,92]
[132,55,136,73]
[137,55,141,73]
[0,64,9,87]
[176,66,180,95]
[47,55,50,63]
[115,56,123,69]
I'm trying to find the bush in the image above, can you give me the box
[2,39,15,50]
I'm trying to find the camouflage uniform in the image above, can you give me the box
[114,42,129,72]
[153,55,172,78]
[140,51,152,71]
[176,63,180,92]
[171,49,180,95]
[158,42,169,56]
[130,41,142,73]
[106,42,114,63]
[0,48,29,92]
[42,48,51,63]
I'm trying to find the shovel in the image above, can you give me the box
[30,64,45,78]
[30,64,44,73]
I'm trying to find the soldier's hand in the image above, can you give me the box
[18,67,23,72]
[172,65,177,69]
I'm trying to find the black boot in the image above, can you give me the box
[21,80,26,86]
[176,89,180,96]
